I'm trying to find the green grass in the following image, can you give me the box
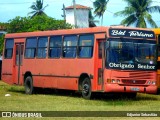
[0,80,160,120]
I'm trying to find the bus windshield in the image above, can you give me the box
[106,38,157,70]
[135,43,156,64]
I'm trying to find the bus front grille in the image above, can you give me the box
[129,71,154,79]
[112,70,155,85]
[122,79,146,84]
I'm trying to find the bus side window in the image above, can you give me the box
[78,34,94,58]
[25,37,37,58]
[63,35,77,58]
[49,36,62,58]
[4,39,14,59]
[37,37,48,58]
[158,35,160,57]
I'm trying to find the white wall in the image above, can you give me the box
[66,9,89,28]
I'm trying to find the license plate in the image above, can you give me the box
[130,87,140,91]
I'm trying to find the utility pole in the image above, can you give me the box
[73,0,77,28]
[61,4,66,22]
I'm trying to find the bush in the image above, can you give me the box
[7,16,72,33]
[0,35,4,55]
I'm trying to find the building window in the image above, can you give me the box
[37,37,48,58]
[78,34,94,58]
[63,35,78,58]
[25,37,37,58]
[49,36,62,58]
[4,39,14,59]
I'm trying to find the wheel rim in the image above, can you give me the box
[82,82,90,96]
[26,80,31,93]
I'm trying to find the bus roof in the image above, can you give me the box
[5,27,107,39]
[5,26,154,39]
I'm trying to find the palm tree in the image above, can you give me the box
[114,0,160,28]
[28,0,48,18]
[93,0,109,26]
[89,10,99,27]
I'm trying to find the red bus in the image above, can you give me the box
[1,26,157,99]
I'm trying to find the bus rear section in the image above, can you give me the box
[152,28,160,90]
[103,28,157,95]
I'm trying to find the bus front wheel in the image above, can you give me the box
[24,76,33,94]
[82,78,92,99]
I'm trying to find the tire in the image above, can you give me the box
[82,77,92,99]
[24,76,34,94]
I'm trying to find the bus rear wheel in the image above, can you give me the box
[82,78,92,99]
[24,76,33,94]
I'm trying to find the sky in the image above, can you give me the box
[0,0,160,28]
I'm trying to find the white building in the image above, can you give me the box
[65,4,90,28]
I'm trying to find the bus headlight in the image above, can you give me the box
[112,79,116,83]
[147,81,151,84]
[107,79,121,84]
[147,81,156,85]
[117,80,120,83]
[111,79,121,83]
[152,81,156,85]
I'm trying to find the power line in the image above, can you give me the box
[106,10,114,14]
[89,0,94,2]
[0,0,124,5]
[0,2,31,5]
[0,0,64,5]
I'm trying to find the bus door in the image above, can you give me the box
[97,40,105,91]
[94,34,105,92]
[14,43,24,85]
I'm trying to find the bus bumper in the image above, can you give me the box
[104,84,157,94]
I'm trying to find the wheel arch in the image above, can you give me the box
[78,73,90,91]
[24,71,32,84]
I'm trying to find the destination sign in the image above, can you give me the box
[109,29,155,39]
[107,63,156,71]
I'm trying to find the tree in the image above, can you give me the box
[7,16,29,33]
[0,22,7,54]
[0,35,4,54]
[93,0,109,26]
[28,0,48,18]
[114,0,160,28]
[89,9,99,27]
[7,16,72,33]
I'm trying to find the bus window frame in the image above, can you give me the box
[4,38,14,59]
[24,37,37,59]
[78,34,94,59]
[37,36,48,59]
[62,35,78,59]
[49,36,62,59]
